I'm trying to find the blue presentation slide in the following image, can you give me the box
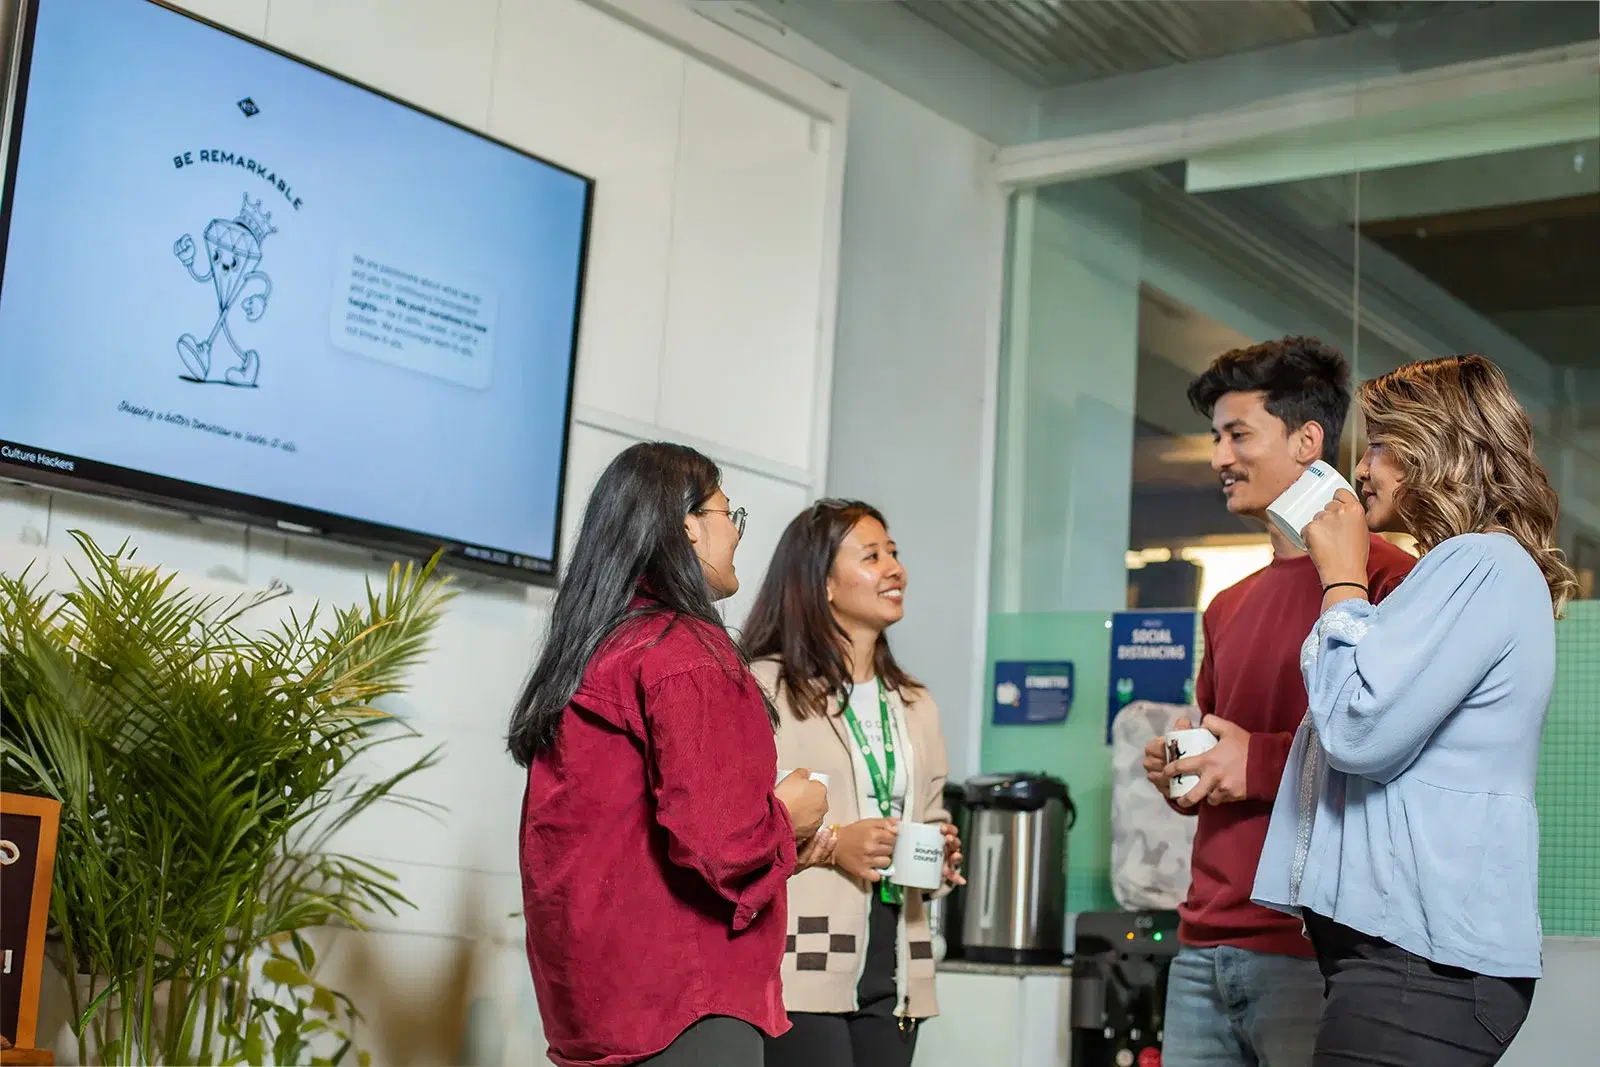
[0,0,590,565]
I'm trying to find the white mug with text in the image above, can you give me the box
[882,820,946,890]
[1266,460,1358,552]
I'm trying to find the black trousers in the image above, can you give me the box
[764,893,919,1067]
[638,1016,763,1067]
[1303,911,1535,1067]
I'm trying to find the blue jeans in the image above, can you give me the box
[1163,944,1323,1067]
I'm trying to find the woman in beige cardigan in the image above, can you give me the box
[741,499,964,1067]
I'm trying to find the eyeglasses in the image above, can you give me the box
[697,506,747,537]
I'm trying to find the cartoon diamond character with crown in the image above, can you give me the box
[172,194,275,387]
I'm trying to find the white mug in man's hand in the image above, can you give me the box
[1165,727,1219,799]
[1266,460,1358,552]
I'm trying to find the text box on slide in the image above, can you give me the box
[329,242,500,390]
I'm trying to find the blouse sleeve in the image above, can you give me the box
[644,663,797,931]
[1303,538,1509,784]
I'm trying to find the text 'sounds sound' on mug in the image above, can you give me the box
[883,821,945,890]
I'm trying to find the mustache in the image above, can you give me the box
[1219,468,1246,482]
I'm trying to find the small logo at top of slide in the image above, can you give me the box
[172,194,276,388]
[237,97,259,117]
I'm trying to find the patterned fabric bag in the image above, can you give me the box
[1110,700,1199,911]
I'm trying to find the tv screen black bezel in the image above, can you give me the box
[0,0,594,585]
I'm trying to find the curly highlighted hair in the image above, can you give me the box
[1359,355,1579,616]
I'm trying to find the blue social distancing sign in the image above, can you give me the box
[1107,611,1197,742]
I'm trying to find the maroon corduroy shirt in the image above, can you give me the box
[1178,537,1415,957]
[519,608,796,1066]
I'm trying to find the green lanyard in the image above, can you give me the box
[841,684,902,905]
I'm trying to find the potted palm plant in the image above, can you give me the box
[0,533,452,1065]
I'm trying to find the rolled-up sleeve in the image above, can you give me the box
[644,664,797,931]
[1304,539,1508,784]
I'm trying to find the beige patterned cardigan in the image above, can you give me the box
[751,658,954,1020]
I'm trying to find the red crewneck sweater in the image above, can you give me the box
[1178,537,1415,957]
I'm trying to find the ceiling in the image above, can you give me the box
[1364,193,1600,370]
[1201,134,1600,370]
[896,0,1499,88]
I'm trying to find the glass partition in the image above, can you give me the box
[986,77,1600,915]
[1350,143,1600,596]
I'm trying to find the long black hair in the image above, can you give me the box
[508,441,748,766]
[741,499,919,720]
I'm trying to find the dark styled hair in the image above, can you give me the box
[740,499,919,720]
[1359,355,1579,616]
[1186,336,1351,464]
[507,442,760,766]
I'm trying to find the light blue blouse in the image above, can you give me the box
[1252,533,1556,977]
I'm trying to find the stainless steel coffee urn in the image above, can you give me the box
[960,773,1075,965]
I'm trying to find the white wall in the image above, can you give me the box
[813,77,1005,779]
[1,0,842,1061]
[692,1,1010,780]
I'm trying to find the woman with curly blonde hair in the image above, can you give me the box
[1252,355,1577,1066]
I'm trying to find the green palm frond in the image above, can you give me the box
[0,532,452,1065]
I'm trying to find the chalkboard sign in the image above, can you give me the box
[1,792,60,1057]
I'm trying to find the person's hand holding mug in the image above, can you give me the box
[776,769,828,842]
[939,822,966,886]
[1167,715,1250,808]
[1144,715,1194,796]
[831,817,898,882]
[1303,489,1370,599]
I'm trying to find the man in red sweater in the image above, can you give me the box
[1144,338,1415,1066]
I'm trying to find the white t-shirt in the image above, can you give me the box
[846,677,907,819]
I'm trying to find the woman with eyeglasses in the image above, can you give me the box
[742,499,964,1067]
[1252,356,1578,1065]
[510,442,831,1067]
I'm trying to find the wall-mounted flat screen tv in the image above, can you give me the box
[0,0,593,581]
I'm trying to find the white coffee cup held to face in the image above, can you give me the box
[881,820,946,890]
[1266,460,1359,552]
[1166,727,1219,799]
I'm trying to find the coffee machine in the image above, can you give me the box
[960,773,1075,965]
[1070,909,1180,1067]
